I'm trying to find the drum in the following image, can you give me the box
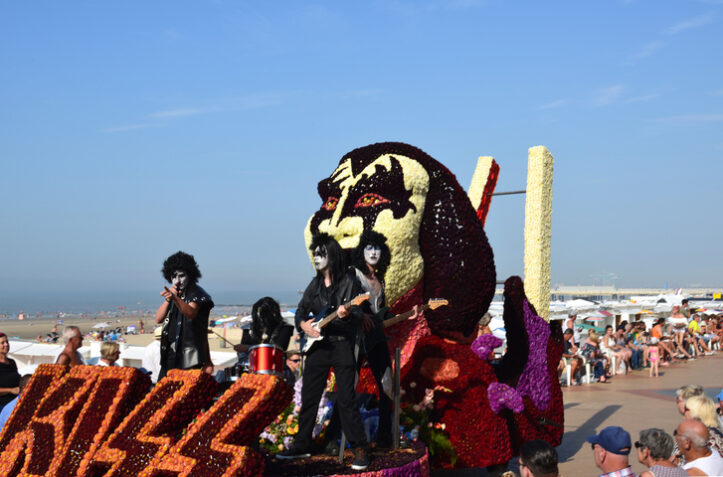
[248,344,284,376]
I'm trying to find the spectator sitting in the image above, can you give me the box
[715,389,723,431]
[98,342,120,367]
[699,323,719,352]
[635,428,688,477]
[559,328,583,385]
[651,318,676,364]
[601,325,627,374]
[587,426,634,477]
[676,419,723,476]
[518,439,559,477]
[0,374,32,431]
[684,394,723,456]
[688,315,713,355]
[581,331,609,383]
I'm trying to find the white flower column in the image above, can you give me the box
[523,146,553,321]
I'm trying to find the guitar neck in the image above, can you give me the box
[383,304,430,329]
[317,298,355,330]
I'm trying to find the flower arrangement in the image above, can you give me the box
[467,156,500,227]
[81,369,217,477]
[399,383,456,467]
[259,374,334,453]
[143,373,293,477]
[0,363,68,455]
[58,366,151,477]
[0,364,102,477]
[523,146,554,321]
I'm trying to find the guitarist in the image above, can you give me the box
[277,233,370,471]
[324,230,400,451]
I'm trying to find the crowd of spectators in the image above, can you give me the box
[559,308,722,386]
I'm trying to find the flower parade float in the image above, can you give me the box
[303,142,562,470]
[0,141,558,476]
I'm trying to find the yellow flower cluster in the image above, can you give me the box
[523,146,554,320]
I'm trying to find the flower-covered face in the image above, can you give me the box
[364,244,381,266]
[312,246,328,271]
[171,270,190,291]
[305,154,429,304]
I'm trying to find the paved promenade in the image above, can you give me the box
[559,353,723,476]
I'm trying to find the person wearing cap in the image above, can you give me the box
[634,428,687,477]
[587,426,636,477]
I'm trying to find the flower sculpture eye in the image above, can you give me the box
[355,193,390,208]
[322,197,338,211]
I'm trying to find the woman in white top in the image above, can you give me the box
[98,341,120,367]
[601,325,627,374]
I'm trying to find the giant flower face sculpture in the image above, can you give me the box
[305,142,496,337]
[305,151,429,305]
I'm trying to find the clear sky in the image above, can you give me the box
[2,1,722,310]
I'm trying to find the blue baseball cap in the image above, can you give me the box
[715,389,723,402]
[587,426,632,455]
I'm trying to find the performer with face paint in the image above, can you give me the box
[277,233,370,471]
[233,297,294,374]
[324,230,400,451]
[155,251,214,381]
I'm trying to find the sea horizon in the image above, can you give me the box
[0,289,303,316]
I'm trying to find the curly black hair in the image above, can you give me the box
[352,229,391,282]
[162,251,202,284]
[309,233,346,283]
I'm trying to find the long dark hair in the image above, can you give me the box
[162,251,201,284]
[310,233,346,283]
[250,297,283,342]
[352,229,391,282]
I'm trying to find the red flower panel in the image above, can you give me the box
[82,369,216,477]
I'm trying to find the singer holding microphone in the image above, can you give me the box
[155,251,214,381]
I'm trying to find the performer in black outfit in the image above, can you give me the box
[233,297,293,378]
[155,251,214,381]
[277,233,370,470]
[325,230,396,451]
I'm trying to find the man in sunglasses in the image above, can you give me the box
[587,426,635,477]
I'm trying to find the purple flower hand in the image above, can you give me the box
[487,382,524,414]
[471,333,503,360]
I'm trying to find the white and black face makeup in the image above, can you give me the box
[313,246,329,271]
[364,244,381,266]
[171,270,190,290]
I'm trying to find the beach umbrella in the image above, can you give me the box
[582,311,607,322]
[92,322,110,329]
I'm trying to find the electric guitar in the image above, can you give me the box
[364,298,449,350]
[299,293,370,355]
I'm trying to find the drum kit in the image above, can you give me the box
[223,343,286,381]
[209,328,288,381]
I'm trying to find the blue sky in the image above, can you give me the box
[2,0,722,308]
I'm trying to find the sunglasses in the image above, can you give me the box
[288,359,301,363]
[634,441,643,448]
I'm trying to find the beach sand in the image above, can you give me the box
[0,315,247,352]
